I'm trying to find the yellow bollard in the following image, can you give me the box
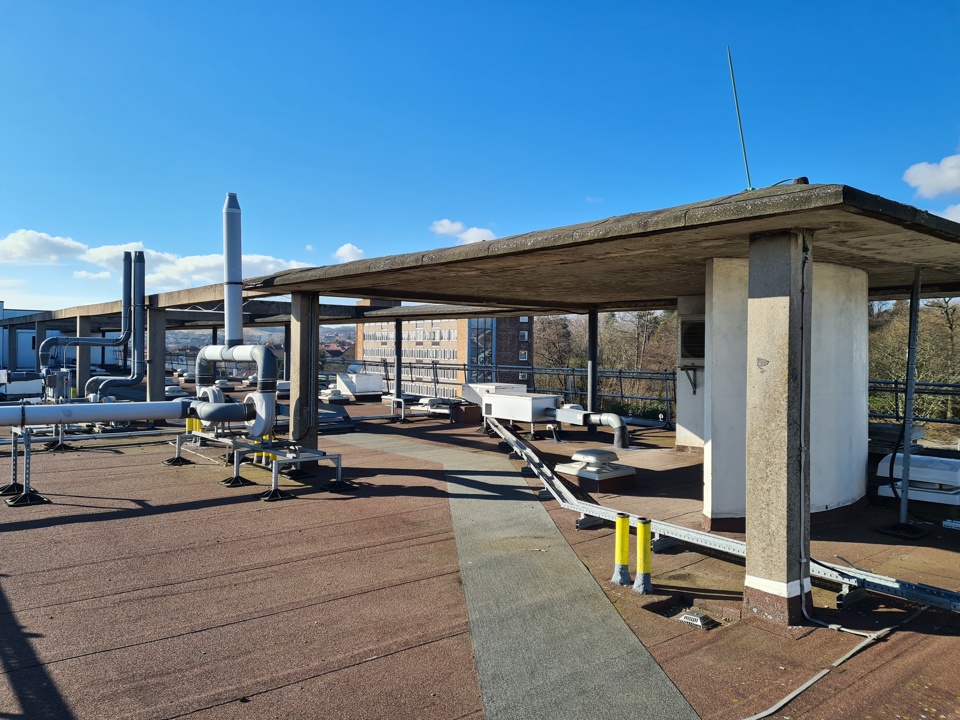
[263,434,277,463]
[610,513,632,585]
[632,517,652,593]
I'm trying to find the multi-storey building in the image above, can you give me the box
[353,315,534,399]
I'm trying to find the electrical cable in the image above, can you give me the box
[738,604,928,720]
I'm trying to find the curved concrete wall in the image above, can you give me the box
[810,263,868,511]
[701,259,868,525]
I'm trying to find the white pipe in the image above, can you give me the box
[585,412,628,449]
[223,193,243,348]
[0,400,191,427]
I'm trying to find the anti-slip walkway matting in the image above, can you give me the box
[333,432,699,720]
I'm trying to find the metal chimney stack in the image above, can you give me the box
[223,192,243,348]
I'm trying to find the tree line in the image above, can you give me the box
[533,301,960,426]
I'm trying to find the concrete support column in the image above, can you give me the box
[394,319,403,397]
[586,310,598,413]
[743,230,812,625]
[703,261,748,529]
[34,322,47,372]
[146,308,166,402]
[675,296,705,453]
[8,324,18,370]
[75,316,91,395]
[283,323,291,381]
[290,293,319,451]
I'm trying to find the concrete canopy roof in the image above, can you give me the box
[245,183,960,311]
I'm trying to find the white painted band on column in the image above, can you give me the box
[744,574,809,598]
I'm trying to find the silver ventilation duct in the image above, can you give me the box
[39,252,134,376]
[89,251,146,398]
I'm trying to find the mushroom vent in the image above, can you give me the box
[570,449,619,471]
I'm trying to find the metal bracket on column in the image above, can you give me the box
[678,365,700,395]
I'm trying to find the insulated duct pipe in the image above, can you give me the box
[223,193,243,348]
[585,412,628,449]
[89,252,146,397]
[38,252,134,375]
[193,346,276,439]
[0,399,192,427]
[0,398,254,428]
[196,344,278,395]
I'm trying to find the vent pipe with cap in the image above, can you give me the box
[223,192,243,348]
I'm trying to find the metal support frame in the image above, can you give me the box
[393,319,403,400]
[587,309,598,414]
[2,427,50,506]
[168,428,341,502]
[485,416,960,613]
[899,268,922,526]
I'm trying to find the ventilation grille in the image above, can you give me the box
[679,320,706,362]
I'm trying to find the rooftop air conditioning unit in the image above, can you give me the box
[679,316,706,365]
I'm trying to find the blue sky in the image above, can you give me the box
[2,1,959,310]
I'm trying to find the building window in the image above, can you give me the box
[468,317,496,382]
[519,331,528,342]
[519,316,529,323]
[518,372,528,380]
[519,350,528,361]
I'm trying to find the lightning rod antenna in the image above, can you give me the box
[727,45,753,191]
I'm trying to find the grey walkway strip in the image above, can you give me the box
[334,433,699,720]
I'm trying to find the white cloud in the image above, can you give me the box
[80,242,147,268]
[332,243,364,263]
[586,196,604,204]
[457,227,496,244]
[305,244,314,252]
[939,204,960,222]
[903,153,960,198]
[0,230,87,264]
[430,219,465,236]
[0,229,312,299]
[145,253,309,292]
[430,218,496,245]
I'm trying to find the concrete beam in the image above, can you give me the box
[743,230,812,625]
